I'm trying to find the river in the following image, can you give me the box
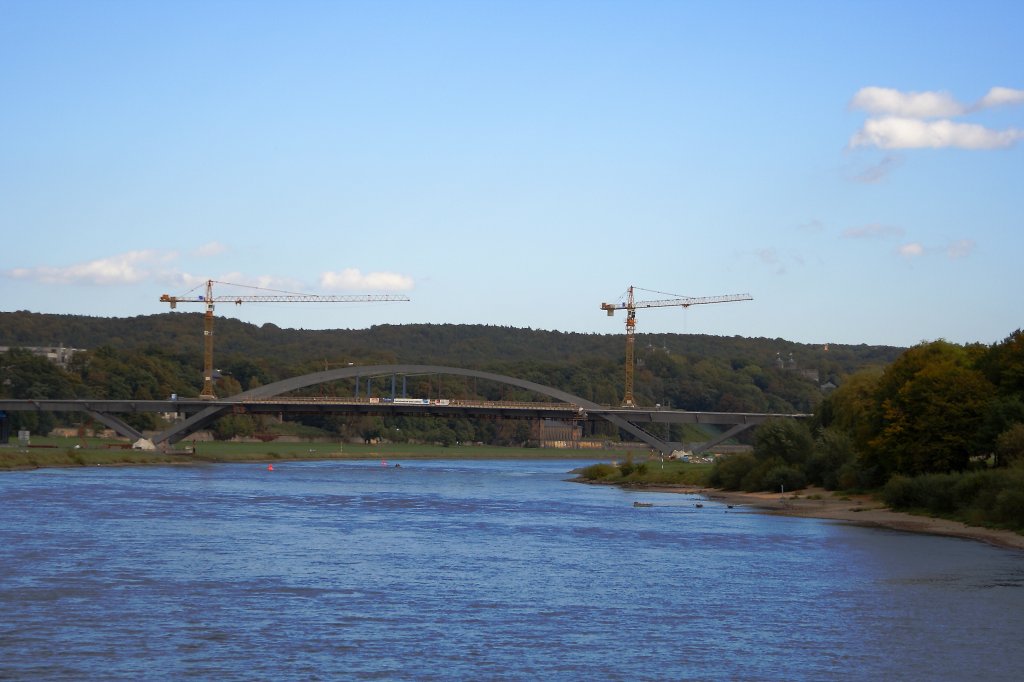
[1,459,1022,680]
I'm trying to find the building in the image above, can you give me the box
[0,345,84,368]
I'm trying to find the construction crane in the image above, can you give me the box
[601,286,752,407]
[161,279,409,399]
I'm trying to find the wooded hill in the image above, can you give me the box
[1,310,901,415]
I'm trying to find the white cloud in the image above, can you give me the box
[850,86,965,118]
[320,269,415,291]
[977,86,1024,109]
[897,242,925,258]
[850,116,1024,150]
[848,86,1024,151]
[894,239,976,260]
[5,250,175,285]
[842,223,904,239]
[3,250,415,297]
[851,86,1024,117]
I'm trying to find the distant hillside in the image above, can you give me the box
[0,310,903,413]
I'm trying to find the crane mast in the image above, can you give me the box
[161,279,409,399]
[601,286,752,407]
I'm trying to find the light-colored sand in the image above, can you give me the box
[641,485,1024,551]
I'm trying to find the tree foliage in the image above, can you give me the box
[710,330,1024,499]
[867,341,992,477]
[2,311,903,443]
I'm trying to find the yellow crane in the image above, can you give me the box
[161,279,410,399]
[601,286,752,407]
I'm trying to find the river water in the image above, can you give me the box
[1,459,1022,681]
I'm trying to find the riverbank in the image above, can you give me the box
[639,484,1024,551]
[0,440,612,471]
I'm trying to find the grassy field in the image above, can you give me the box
[575,458,714,487]
[0,436,630,471]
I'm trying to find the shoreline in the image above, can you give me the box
[637,484,1024,551]
[0,445,606,472]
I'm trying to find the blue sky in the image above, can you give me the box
[2,0,1021,348]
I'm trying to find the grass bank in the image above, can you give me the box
[0,437,614,471]
[575,458,714,487]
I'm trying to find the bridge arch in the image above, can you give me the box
[156,364,665,450]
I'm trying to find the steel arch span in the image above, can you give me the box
[154,364,671,451]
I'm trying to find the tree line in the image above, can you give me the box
[707,330,1024,531]
[0,310,900,444]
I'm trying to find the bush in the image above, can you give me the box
[753,419,814,467]
[995,423,1024,467]
[883,473,957,513]
[760,464,807,493]
[883,468,1024,531]
[708,452,757,490]
[952,470,995,510]
[992,487,1024,529]
[578,463,618,481]
[737,457,803,492]
[808,427,856,489]
[835,463,862,491]
[882,475,917,509]
[619,460,648,478]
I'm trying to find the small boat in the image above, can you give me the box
[694,503,703,508]
[633,501,654,508]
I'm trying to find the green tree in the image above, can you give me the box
[211,414,256,440]
[707,452,758,490]
[995,424,1024,467]
[868,341,992,477]
[753,418,814,468]
[977,329,1024,396]
[817,367,883,452]
[807,427,856,490]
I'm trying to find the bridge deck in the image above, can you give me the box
[1,363,808,454]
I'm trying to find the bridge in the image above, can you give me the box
[0,364,809,455]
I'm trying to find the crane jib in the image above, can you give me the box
[601,286,753,407]
[159,279,409,399]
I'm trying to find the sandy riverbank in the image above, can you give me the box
[641,484,1024,551]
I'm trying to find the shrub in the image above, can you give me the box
[882,475,917,509]
[737,458,808,492]
[834,463,863,491]
[883,469,1024,531]
[620,461,648,478]
[760,464,807,493]
[884,473,956,512]
[808,427,856,489]
[578,463,618,481]
[753,419,814,467]
[952,470,995,510]
[992,487,1024,530]
[708,452,757,490]
[995,423,1024,467]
